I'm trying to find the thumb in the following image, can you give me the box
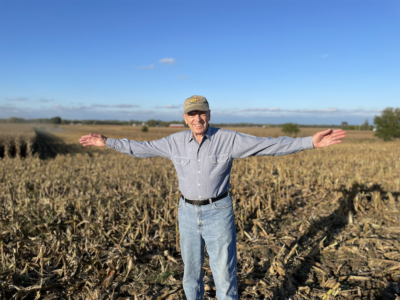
[320,128,332,136]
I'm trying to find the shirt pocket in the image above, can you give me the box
[207,154,229,178]
[173,156,190,180]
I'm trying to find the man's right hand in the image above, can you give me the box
[79,133,108,147]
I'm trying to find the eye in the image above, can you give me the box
[187,111,207,117]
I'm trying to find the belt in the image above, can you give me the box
[182,191,229,206]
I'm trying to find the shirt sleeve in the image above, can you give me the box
[231,132,314,159]
[106,136,172,159]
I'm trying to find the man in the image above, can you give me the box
[79,95,346,300]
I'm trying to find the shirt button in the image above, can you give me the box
[199,196,202,198]
[217,159,220,162]
[198,159,200,162]
[198,171,200,174]
[198,184,200,186]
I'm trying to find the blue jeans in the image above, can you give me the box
[178,194,238,300]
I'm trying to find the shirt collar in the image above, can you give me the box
[188,125,212,143]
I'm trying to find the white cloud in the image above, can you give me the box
[51,103,141,111]
[0,103,383,125]
[178,75,188,80]
[91,104,140,109]
[0,105,21,113]
[38,98,54,103]
[232,107,381,117]
[53,104,88,111]
[155,104,182,109]
[159,58,176,64]
[321,54,329,58]
[136,64,155,70]
[127,110,154,115]
[241,108,281,112]
[7,97,29,102]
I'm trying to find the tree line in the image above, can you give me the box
[1,107,399,141]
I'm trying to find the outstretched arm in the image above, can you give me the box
[312,129,346,148]
[79,133,108,147]
[231,128,346,159]
[79,133,172,158]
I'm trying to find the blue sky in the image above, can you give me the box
[1,0,399,124]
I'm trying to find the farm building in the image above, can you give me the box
[169,124,185,128]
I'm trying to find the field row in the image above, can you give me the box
[0,126,80,159]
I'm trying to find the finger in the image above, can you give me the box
[330,140,342,145]
[80,134,102,141]
[330,130,346,136]
[79,137,92,143]
[80,135,100,141]
[329,130,346,136]
[318,128,333,136]
[81,142,95,147]
[330,133,347,140]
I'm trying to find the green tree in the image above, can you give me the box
[141,125,148,132]
[147,119,157,127]
[374,108,400,141]
[281,123,300,137]
[360,119,370,130]
[50,116,62,124]
[8,117,26,123]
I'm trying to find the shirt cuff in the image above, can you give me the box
[106,138,117,149]
[302,136,314,149]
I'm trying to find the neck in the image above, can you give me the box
[193,125,208,144]
[194,134,203,144]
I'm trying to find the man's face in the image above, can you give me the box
[183,110,211,136]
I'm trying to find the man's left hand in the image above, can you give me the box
[312,129,346,148]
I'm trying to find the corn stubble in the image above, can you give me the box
[0,127,400,300]
[0,126,36,159]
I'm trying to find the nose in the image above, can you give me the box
[194,113,202,121]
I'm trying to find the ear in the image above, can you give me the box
[208,110,211,122]
[183,113,188,124]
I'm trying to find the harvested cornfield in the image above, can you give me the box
[0,125,36,158]
[0,126,399,300]
[0,125,81,160]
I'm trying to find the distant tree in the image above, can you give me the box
[281,123,300,137]
[8,117,26,123]
[50,116,62,124]
[360,119,370,130]
[147,119,157,127]
[141,125,148,132]
[374,107,400,141]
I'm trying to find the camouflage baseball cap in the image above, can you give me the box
[183,95,209,114]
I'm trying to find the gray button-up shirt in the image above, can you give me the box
[106,126,314,200]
